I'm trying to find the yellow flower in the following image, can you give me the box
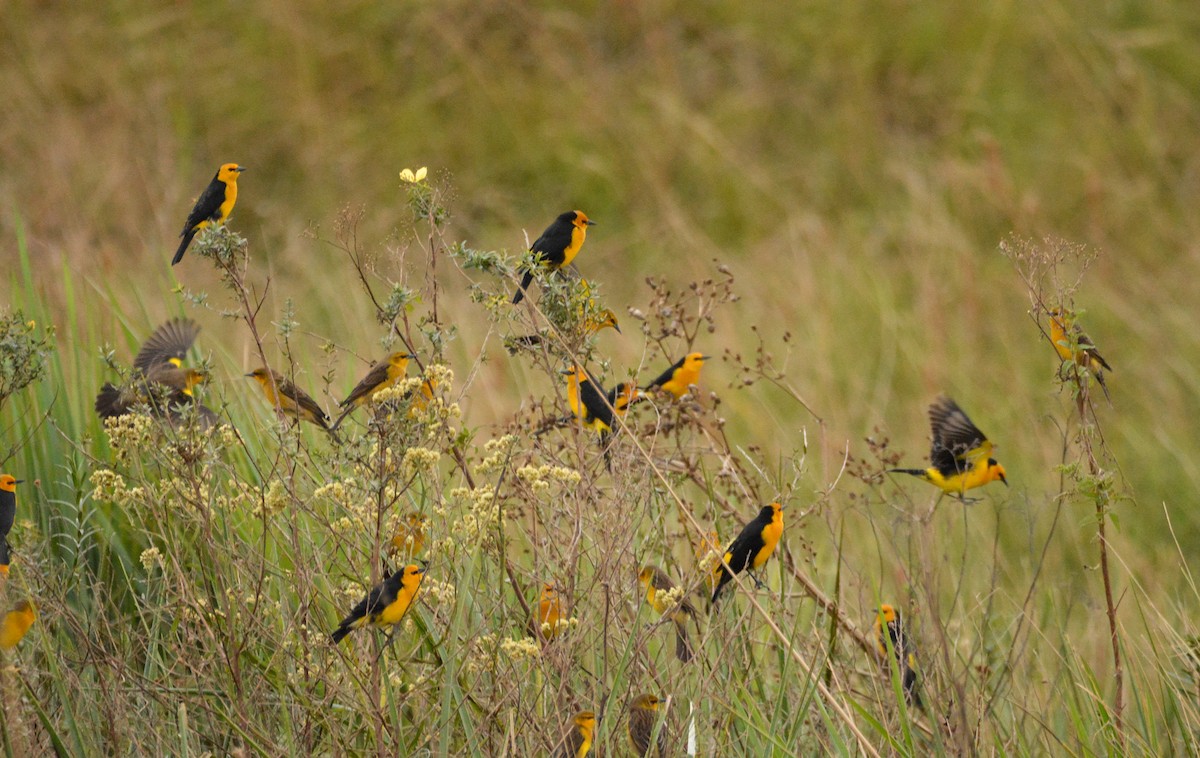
[399,166,428,184]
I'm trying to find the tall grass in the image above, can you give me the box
[3,0,1200,754]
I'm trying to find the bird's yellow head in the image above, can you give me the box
[573,710,596,730]
[401,564,427,588]
[571,210,596,229]
[246,367,282,386]
[218,163,246,183]
[183,368,208,394]
[766,501,783,520]
[0,475,21,493]
[613,383,639,413]
[594,309,621,334]
[877,604,899,625]
[389,352,415,368]
[637,566,656,588]
[988,460,1008,486]
[684,352,708,369]
[632,693,662,711]
[561,365,585,384]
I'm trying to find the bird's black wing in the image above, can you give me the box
[645,356,686,390]
[529,217,574,267]
[134,318,200,374]
[927,396,986,476]
[181,173,227,234]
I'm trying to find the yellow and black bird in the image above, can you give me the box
[558,710,596,758]
[644,352,708,399]
[627,693,667,757]
[246,367,334,434]
[331,352,415,430]
[0,475,22,577]
[711,502,784,605]
[95,318,217,427]
[638,566,698,663]
[511,210,595,305]
[874,604,924,711]
[563,366,638,469]
[172,163,245,265]
[889,396,1008,498]
[330,564,425,644]
[1049,308,1112,400]
[0,600,35,650]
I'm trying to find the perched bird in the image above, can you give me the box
[638,565,698,663]
[511,210,595,305]
[330,564,425,644]
[246,368,334,434]
[94,318,217,427]
[0,475,22,577]
[558,710,596,758]
[889,396,1008,498]
[627,693,668,757]
[563,366,638,469]
[172,163,245,265]
[0,600,35,650]
[711,502,784,605]
[533,582,568,641]
[387,512,427,560]
[506,309,621,353]
[331,352,415,430]
[1049,308,1112,400]
[874,604,924,711]
[644,353,708,399]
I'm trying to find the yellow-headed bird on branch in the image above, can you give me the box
[533,582,568,641]
[711,502,783,605]
[511,210,595,305]
[331,352,415,430]
[330,564,425,644]
[0,600,35,650]
[1049,308,1112,400]
[874,604,924,711]
[557,710,596,758]
[246,367,334,436]
[0,475,22,577]
[889,396,1007,499]
[94,318,216,427]
[172,163,245,265]
[507,275,621,352]
[563,365,638,469]
[627,693,668,757]
[644,352,708,399]
[638,566,698,662]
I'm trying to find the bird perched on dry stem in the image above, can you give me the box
[532,582,568,641]
[387,512,427,561]
[638,565,698,662]
[628,693,668,757]
[557,710,596,758]
[874,604,924,711]
[246,367,335,436]
[507,275,621,352]
[330,564,425,644]
[644,352,708,399]
[0,475,22,577]
[889,396,1007,500]
[711,502,783,605]
[563,365,638,470]
[1048,308,1112,400]
[94,318,217,428]
[331,351,415,430]
[172,163,245,265]
[512,210,595,305]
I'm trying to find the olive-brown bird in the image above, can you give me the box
[644,353,708,399]
[0,600,35,650]
[874,604,924,711]
[0,475,22,577]
[246,367,334,434]
[1049,308,1112,400]
[558,710,596,758]
[889,396,1008,499]
[94,318,216,427]
[172,163,245,265]
[387,512,427,560]
[638,566,698,663]
[628,693,668,757]
[511,210,595,304]
[711,502,784,605]
[330,564,425,644]
[332,352,415,430]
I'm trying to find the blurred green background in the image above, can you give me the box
[3,0,1200,625]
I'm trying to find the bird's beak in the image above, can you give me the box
[13,480,24,485]
[235,166,246,172]
[612,322,622,334]
[1000,473,1009,486]
[244,372,255,378]
[560,369,575,375]
[585,219,596,226]
[701,355,712,360]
